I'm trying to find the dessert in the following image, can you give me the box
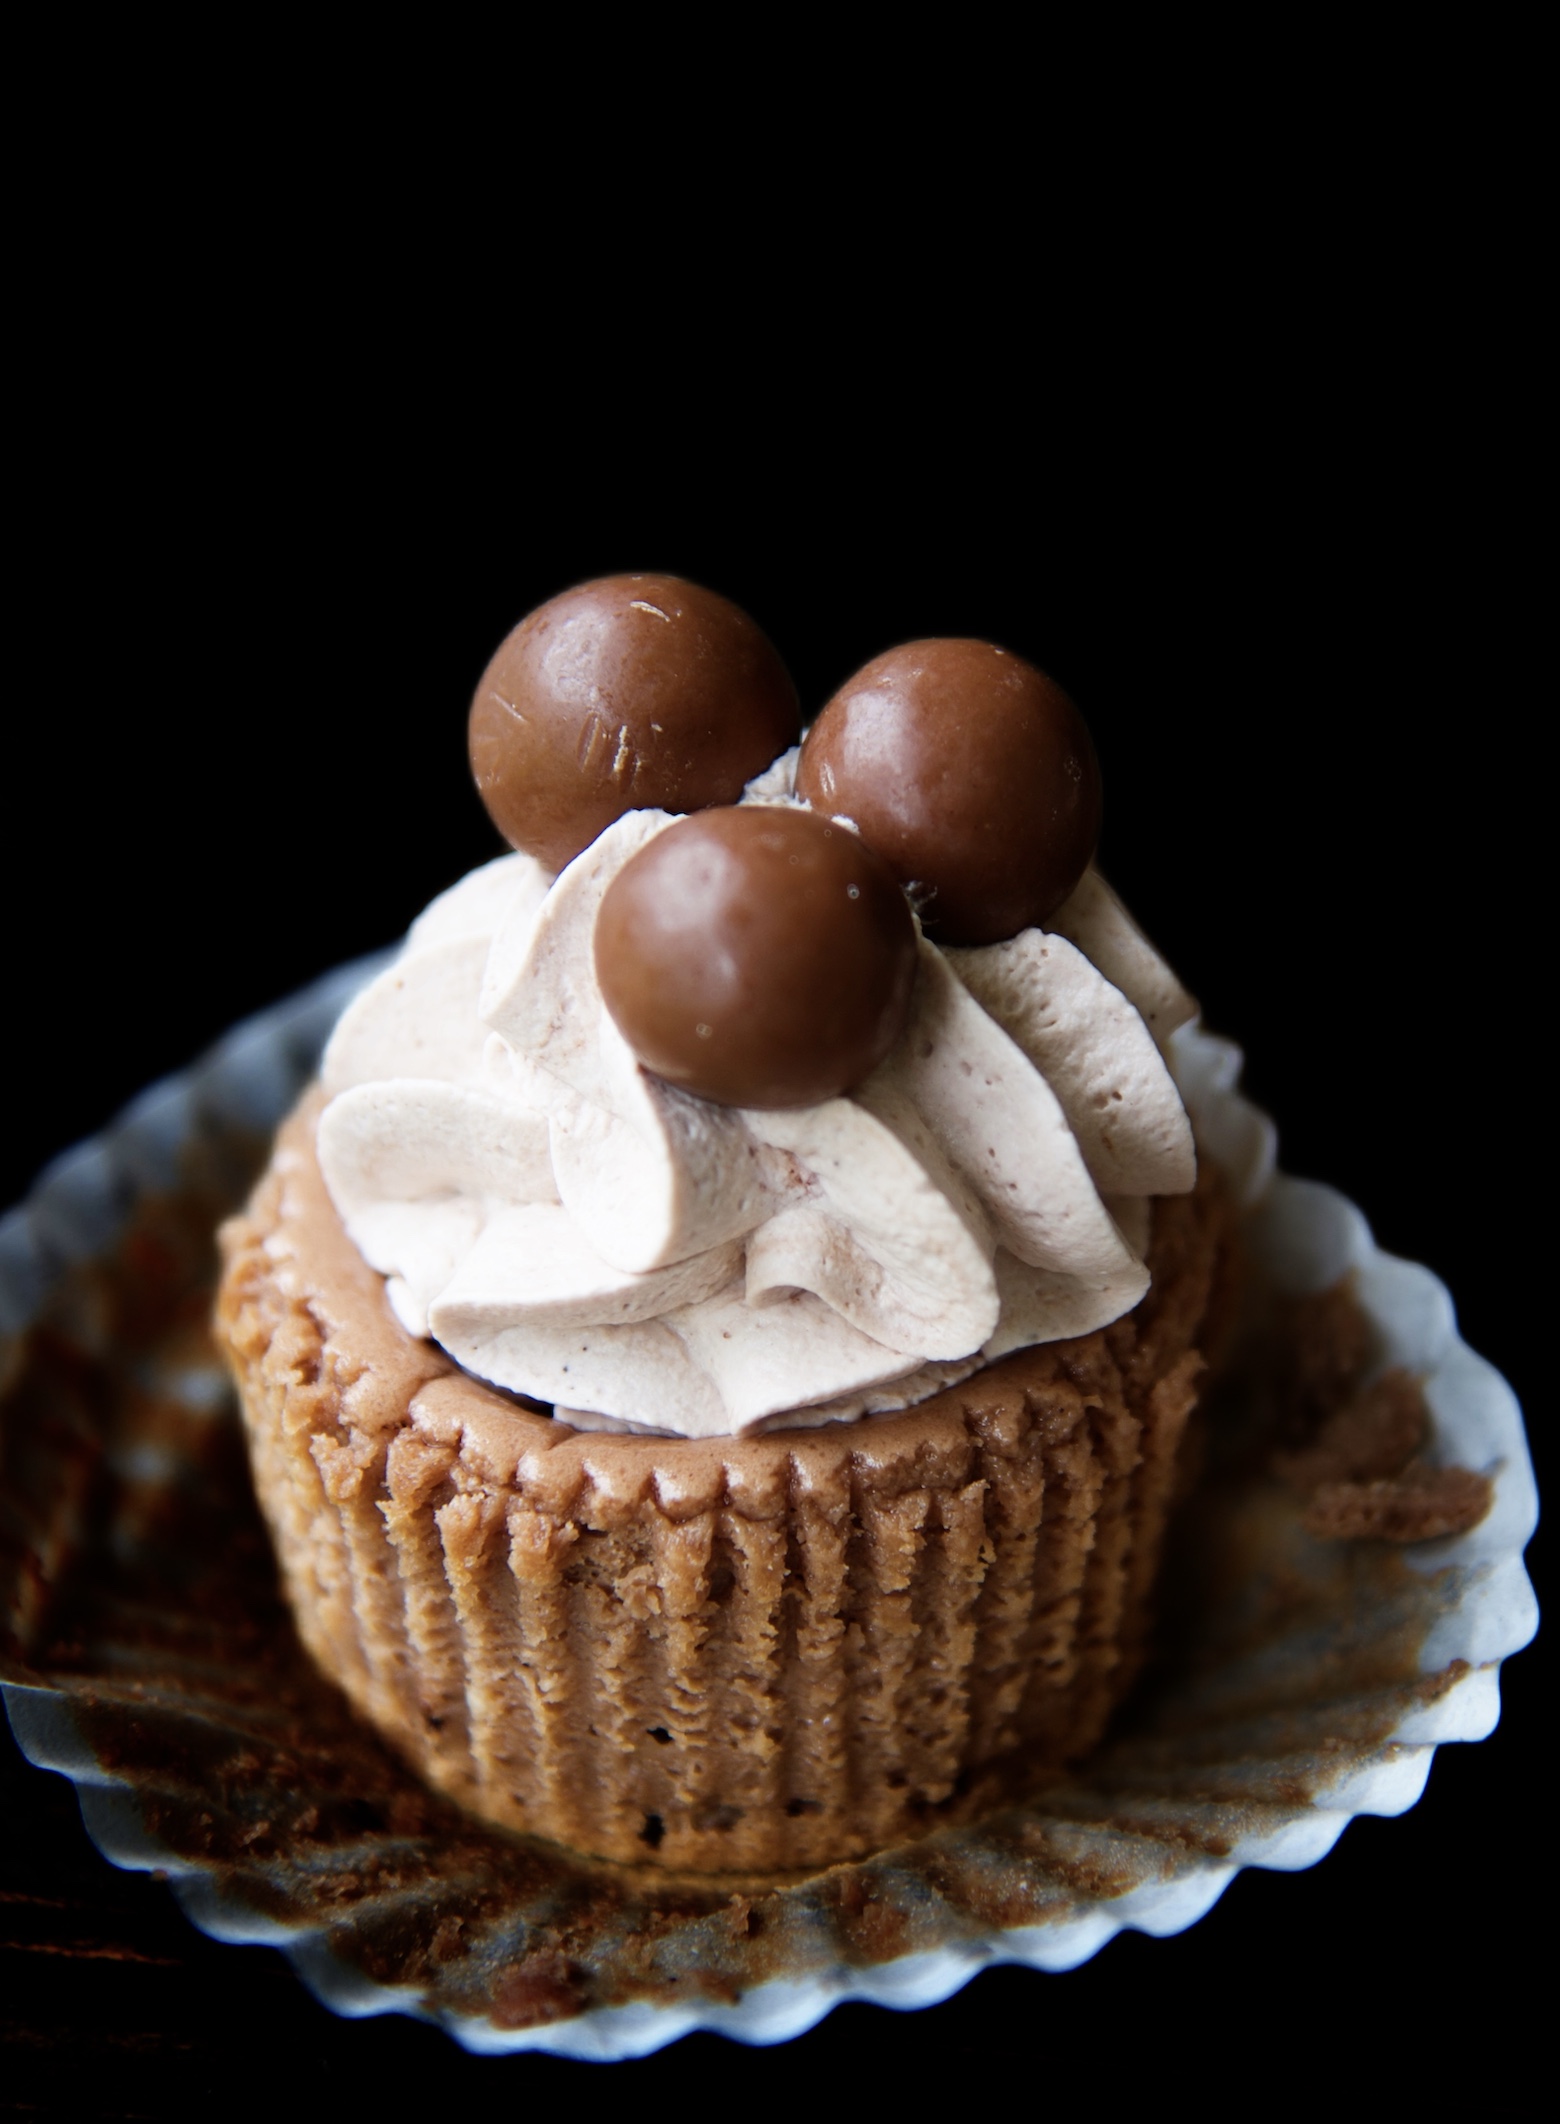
[214,576,1235,1873]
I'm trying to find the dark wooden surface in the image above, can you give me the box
[8,307,1546,2112]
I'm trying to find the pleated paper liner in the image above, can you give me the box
[0,964,1538,2059]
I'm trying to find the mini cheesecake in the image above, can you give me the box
[215,577,1230,1874]
[216,1092,1233,1874]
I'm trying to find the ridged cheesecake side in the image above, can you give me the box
[214,1090,1232,1874]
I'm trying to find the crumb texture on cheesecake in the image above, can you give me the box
[215,1095,1232,1873]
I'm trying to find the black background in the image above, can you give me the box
[3,311,1546,2115]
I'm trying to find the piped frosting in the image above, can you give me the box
[317,762,1197,1438]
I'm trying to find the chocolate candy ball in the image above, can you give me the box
[795,639,1102,946]
[469,574,800,873]
[595,808,917,1109]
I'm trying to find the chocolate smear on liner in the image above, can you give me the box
[2,1166,1488,2034]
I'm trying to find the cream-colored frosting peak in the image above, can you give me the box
[317,770,1198,1438]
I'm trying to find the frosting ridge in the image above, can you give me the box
[318,780,1198,1439]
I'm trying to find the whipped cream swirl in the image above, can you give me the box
[317,755,1198,1438]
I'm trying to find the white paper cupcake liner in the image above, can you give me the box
[0,965,1539,2060]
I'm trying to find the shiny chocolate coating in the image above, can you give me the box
[470,575,801,872]
[595,808,917,1109]
[795,639,1102,945]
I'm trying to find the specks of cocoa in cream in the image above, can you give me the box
[317,770,1197,1438]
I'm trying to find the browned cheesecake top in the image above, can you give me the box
[222,1089,1231,1526]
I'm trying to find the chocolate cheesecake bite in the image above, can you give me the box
[470,574,800,872]
[216,577,1242,1879]
[796,638,1102,945]
[595,806,917,1108]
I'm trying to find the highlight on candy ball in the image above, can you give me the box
[468,573,800,872]
[594,807,918,1109]
[797,638,1101,945]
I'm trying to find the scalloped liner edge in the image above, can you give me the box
[0,966,1540,2061]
